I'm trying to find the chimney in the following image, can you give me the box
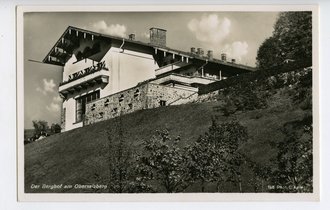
[207,50,213,60]
[150,27,166,47]
[221,53,227,61]
[231,58,236,63]
[197,48,204,56]
[191,47,196,54]
[128,33,135,41]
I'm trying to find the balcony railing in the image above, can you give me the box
[60,61,108,86]
[59,69,109,97]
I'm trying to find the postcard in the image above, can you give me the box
[16,4,319,201]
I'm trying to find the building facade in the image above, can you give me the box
[43,26,255,132]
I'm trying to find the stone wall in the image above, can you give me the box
[84,83,197,125]
[195,90,219,103]
[83,67,312,127]
[61,108,66,131]
[169,92,199,105]
[84,84,149,125]
[199,61,312,94]
[145,83,197,108]
[195,67,312,103]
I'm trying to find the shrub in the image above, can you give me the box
[135,129,188,193]
[185,119,250,192]
[50,123,61,134]
[220,81,267,116]
[221,97,237,116]
[268,116,313,192]
[32,120,48,136]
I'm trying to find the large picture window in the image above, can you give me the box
[76,90,100,122]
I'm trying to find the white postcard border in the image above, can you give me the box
[16,4,320,202]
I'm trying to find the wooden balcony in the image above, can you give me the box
[59,69,109,98]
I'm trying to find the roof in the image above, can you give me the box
[42,26,255,72]
[150,27,167,31]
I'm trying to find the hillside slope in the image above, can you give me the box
[24,68,312,193]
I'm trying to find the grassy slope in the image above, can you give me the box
[24,87,310,193]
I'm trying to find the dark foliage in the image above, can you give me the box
[256,12,312,69]
[199,60,312,95]
[220,80,267,116]
[32,120,49,136]
[135,129,188,193]
[50,123,61,134]
[247,161,271,192]
[185,119,250,192]
[268,116,313,192]
[105,117,153,193]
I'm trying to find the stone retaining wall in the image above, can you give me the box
[84,83,197,125]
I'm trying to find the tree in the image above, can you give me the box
[106,117,135,193]
[50,123,61,134]
[32,120,49,137]
[136,129,187,193]
[104,115,154,193]
[256,11,312,69]
[185,135,223,192]
[256,37,281,70]
[185,119,249,192]
[206,120,249,192]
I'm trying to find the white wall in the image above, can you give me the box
[107,47,159,93]
[61,46,159,131]
[62,96,82,130]
[63,56,95,82]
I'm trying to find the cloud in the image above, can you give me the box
[46,95,62,113]
[46,102,60,113]
[36,79,56,95]
[141,31,150,39]
[52,95,62,103]
[223,41,249,61]
[91,20,127,37]
[188,14,231,44]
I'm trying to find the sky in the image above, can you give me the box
[24,11,279,129]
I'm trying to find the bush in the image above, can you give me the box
[268,115,313,192]
[50,123,61,134]
[220,81,267,116]
[221,97,237,116]
[32,120,48,136]
[135,129,188,193]
[185,119,250,192]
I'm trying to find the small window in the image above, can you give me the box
[112,108,118,113]
[128,103,133,109]
[119,94,124,102]
[160,100,166,107]
[91,104,96,111]
[99,112,104,118]
[134,89,140,97]
[104,99,110,107]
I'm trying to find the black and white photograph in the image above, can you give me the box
[16,5,319,201]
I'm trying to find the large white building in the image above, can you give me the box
[42,26,255,132]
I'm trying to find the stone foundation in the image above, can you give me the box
[61,108,66,131]
[84,83,197,125]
